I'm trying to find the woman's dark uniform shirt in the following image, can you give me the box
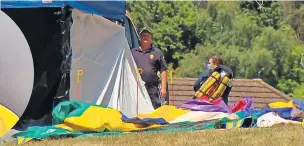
[193,65,233,105]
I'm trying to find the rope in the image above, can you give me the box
[169,70,174,106]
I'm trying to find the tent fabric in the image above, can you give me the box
[0,0,126,20]
[69,9,154,118]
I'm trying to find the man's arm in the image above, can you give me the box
[160,52,168,82]
[161,71,167,89]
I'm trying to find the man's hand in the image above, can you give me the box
[161,87,167,99]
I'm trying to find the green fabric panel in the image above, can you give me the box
[12,116,259,143]
[52,100,108,123]
[75,132,126,138]
[13,126,79,139]
[12,121,216,140]
[75,122,217,139]
[218,111,244,123]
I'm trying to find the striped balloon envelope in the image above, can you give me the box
[0,10,34,137]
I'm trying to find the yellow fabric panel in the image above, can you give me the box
[0,104,19,137]
[226,121,234,129]
[136,105,189,123]
[63,106,125,132]
[61,106,162,132]
[268,101,296,109]
[235,120,243,128]
[226,120,242,129]
[17,137,33,145]
[55,124,75,131]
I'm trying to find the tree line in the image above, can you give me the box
[127,1,304,99]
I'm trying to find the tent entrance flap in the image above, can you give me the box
[69,9,154,118]
[1,7,72,122]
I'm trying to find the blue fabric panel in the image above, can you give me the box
[1,0,126,20]
[121,115,168,125]
[293,99,304,111]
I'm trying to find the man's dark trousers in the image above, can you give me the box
[145,84,162,109]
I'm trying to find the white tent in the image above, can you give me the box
[69,9,155,118]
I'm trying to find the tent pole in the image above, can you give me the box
[136,68,143,114]
[169,70,174,106]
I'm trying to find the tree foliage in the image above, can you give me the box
[127,1,198,68]
[127,1,304,99]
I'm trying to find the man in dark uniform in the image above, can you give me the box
[131,28,168,109]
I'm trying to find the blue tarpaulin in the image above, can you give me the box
[0,0,126,20]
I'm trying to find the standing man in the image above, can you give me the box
[131,27,168,109]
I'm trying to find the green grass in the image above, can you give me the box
[4,125,304,146]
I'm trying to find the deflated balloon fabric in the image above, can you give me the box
[229,96,254,112]
[52,100,106,124]
[268,100,296,109]
[258,108,294,119]
[267,99,304,119]
[169,111,229,124]
[287,108,304,122]
[51,101,191,132]
[214,111,247,129]
[293,99,304,111]
[124,105,189,124]
[257,112,302,128]
[197,96,222,104]
[54,104,163,132]
[12,99,304,145]
[13,126,80,144]
[178,98,232,113]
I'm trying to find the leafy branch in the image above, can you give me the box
[255,0,265,12]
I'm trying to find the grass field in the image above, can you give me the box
[3,125,304,146]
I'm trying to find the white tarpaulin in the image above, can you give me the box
[0,10,34,137]
[69,9,154,117]
[257,112,301,127]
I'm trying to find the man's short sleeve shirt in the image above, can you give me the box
[131,45,168,86]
